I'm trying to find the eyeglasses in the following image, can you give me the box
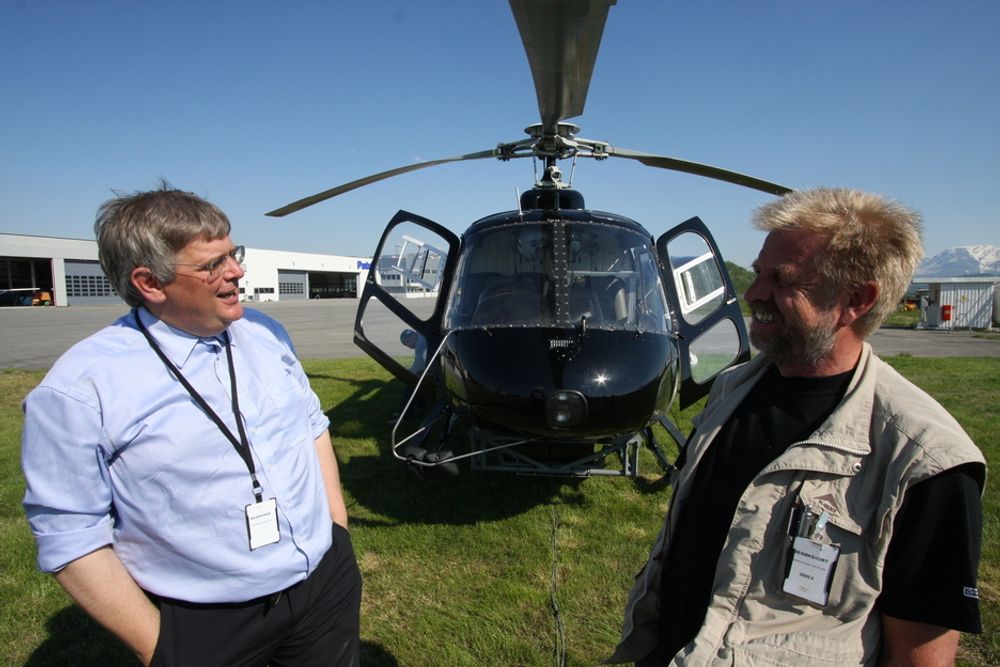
[175,245,245,281]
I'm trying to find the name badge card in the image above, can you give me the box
[245,497,281,550]
[782,536,839,606]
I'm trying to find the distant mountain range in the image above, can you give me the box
[916,245,1000,277]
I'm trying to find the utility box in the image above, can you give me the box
[915,277,999,329]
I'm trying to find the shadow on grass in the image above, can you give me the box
[359,640,401,666]
[25,605,135,666]
[324,376,590,526]
[341,452,583,527]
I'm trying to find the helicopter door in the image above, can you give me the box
[354,210,460,397]
[656,217,750,408]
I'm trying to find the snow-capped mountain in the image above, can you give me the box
[916,245,1000,277]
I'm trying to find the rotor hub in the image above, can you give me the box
[524,122,581,140]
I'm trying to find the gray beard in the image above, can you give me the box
[750,319,838,371]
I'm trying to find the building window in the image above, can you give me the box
[66,274,115,298]
[278,282,305,295]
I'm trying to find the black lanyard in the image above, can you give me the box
[134,310,263,502]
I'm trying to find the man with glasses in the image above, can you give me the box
[21,184,361,666]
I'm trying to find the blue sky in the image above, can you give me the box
[2,0,997,269]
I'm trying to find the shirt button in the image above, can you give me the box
[851,462,863,473]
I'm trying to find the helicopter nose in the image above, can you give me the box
[546,391,588,430]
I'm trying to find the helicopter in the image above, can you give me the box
[267,0,792,478]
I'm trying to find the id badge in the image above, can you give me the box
[245,497,281,550]
[782,536,839,606]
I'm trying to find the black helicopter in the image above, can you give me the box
[268,0,792,478]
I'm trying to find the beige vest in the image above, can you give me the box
[608,344,985,666]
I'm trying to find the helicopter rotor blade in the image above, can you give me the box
[510,0,616,136]
[266,148,499,217]
[607,146,793,196]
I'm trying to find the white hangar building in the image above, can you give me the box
[0,233,371,307]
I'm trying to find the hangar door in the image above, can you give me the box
[308,271,358,298]
[0,256,53,305]
[65,260,120,306]
[278,270,308,301]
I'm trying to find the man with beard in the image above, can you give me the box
[608,188,984,666]
[21,184,361,666]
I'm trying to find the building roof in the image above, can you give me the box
[911,275,1000,284]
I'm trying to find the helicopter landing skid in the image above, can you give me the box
[392,400,677,479]
[392,400,460,477]
[467,427,671,478]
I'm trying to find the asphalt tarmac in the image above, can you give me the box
[1,300,998,371]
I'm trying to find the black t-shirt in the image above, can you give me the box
[641,366,983,665]
[880,462,983,632]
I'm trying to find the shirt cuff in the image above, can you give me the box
[33,519,115,573]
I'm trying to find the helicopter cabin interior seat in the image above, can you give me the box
[599,275,629,324]
[469,272,549,326]
[567,276,604,327]
[449,271,499,328]
[569,285,604,327]
[583,275,629,326]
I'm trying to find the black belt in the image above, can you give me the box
[146,585,292,611]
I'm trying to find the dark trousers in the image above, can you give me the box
[150,523,362,667]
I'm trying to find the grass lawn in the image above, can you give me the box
[2,356,998,665]
[883,308,921,328]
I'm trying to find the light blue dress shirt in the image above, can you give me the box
[22,307,333,603]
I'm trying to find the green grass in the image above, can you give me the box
[882,307,921,328]
[2,358,997,665]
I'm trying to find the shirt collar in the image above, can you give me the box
[135,307,230,369]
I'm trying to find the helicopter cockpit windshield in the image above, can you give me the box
[444,220,671,334]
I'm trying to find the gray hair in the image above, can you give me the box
[752,187,924,337]
[94,182,231,306]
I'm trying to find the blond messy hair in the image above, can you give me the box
[752,188,924,337]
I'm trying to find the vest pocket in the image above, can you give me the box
[732,631,868,665]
